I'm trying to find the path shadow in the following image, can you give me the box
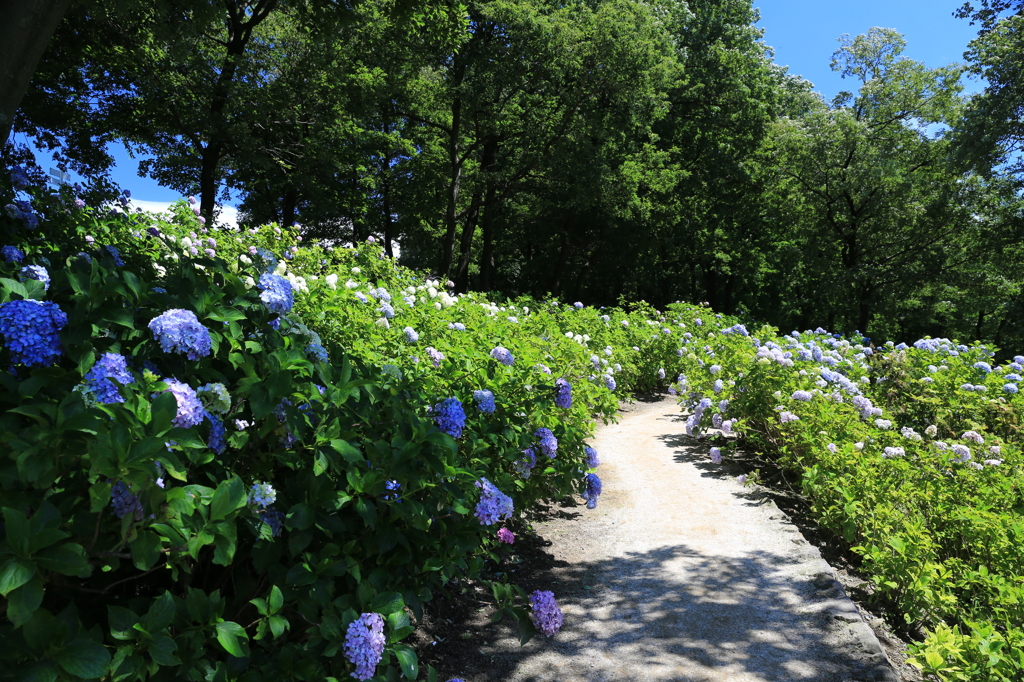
[436,539,892,682]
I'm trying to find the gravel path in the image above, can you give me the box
[480,397,899,681]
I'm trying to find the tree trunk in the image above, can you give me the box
[478,136,499,291]
[454,193,481,292]
[199,142,223,225]
[0,0,73,144]
[550,217,574,296]
[857,284,873,335]
[281,187,298,231]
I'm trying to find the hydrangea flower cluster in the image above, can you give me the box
[497,527,515,544]
[791,390,813,401]
[110,481,144,520]
[474,389,496,413]
[249,481,277,507]
[585,446,600,468]
[432,397,466,438]
[583,473,602,509]
[84,352,134,404]
[104,245,125,266]
[1,245,24,263]
[206,412,227,454]
[554,378,572,408]
[475,478,514,525]
[19,265,50,291]
[403,326,419,343]
[149,309,212,360]
[344,613,386,681]
[490,346,514,365]
[710,446,722,464]
[426,346,445,367]
[160,378,205,428]
[514,448,537,478]
[307,342,329,364]
[535,427,558,458]
[603,374,616,391]
[529,591,563,637]
[259,509,285,537]
[258,272,295,315]
[0,299,67,366]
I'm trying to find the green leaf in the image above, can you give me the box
[149,391,178,435]
[269,584,284,613]
[34,543,90,578]
[210,475,246,521]
[0,557,36,596]
[131,532,162,571]
[355,498,377,528]
[3,507,31,556]
[56,637,112,679]
[215,621,248,657]
[393,643,418,680]
[145,591,176,632]
[330,439,364,463]
[147,633,180,666]
[369,591,404,615]
[7,577,44,628]
[268,615,289,638]
[108,606,139,641]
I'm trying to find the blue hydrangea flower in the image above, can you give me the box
[490,346,514,365]
[104,245,125,266]
[307,342,329,364]
[474,478,514,525]
[1,246,24,263]
[791,390,813,402]
[448,322,466,331]
[1004,383,1019,394]
[248,481,277,507]
[253,248,278,272]
[554,378,572,408]
[529,591,563,637]
[585,446,600,468]
[10,166,31,190]
[258,272,294,315]
[582,473,602,509]
[474,389,496,413]
[259,509,285,537]
[514,448,537,478]
[433,397,466,438]
[159,378,205,428]
[110,481,143,520]
[0,299,67,366]
[84,352,134,403]
[149,309,212,360]
[206,411,227,454]
[603,374,616,391]
[710,447,722,463]
[344,613,386,681]
[19,264,50,292]
[974,362,993,374]
[535,427,558,458]
[403,326,418,343]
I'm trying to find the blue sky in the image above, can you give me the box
[756,0,984,101]
[21,0,987,206]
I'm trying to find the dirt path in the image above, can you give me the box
[463,397,899,681]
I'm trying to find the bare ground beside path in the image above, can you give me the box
[418,396,902,682]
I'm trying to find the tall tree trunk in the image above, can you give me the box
[857,284,873,335]
[439,73,465,279]
[478,136,499,291]
[0,0,72,144]
[281,186,298,231]
[550,217,574,296]
[454,193,481,292]
[199,142,223,224]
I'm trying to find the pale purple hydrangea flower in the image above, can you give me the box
[344,613,386,681]
[490,346,514,365]
[426,346,445,367]
[791,390,813,401]
[160,379,205,428]
[883,447,905,459]
[582,473,602,509]
[529,591,563,637]
[514,448,537,478]
[709,447,722,464]
[779,411,799,423]
[961,430,984,444]
[497,527,515,544]
[475,478,513,525]
[535,427,558,458]
[403,326,419,343]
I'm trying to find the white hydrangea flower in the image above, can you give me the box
[345,279,358,289]
[351,267,361,274]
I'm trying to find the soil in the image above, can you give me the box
[410,394,926,682]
